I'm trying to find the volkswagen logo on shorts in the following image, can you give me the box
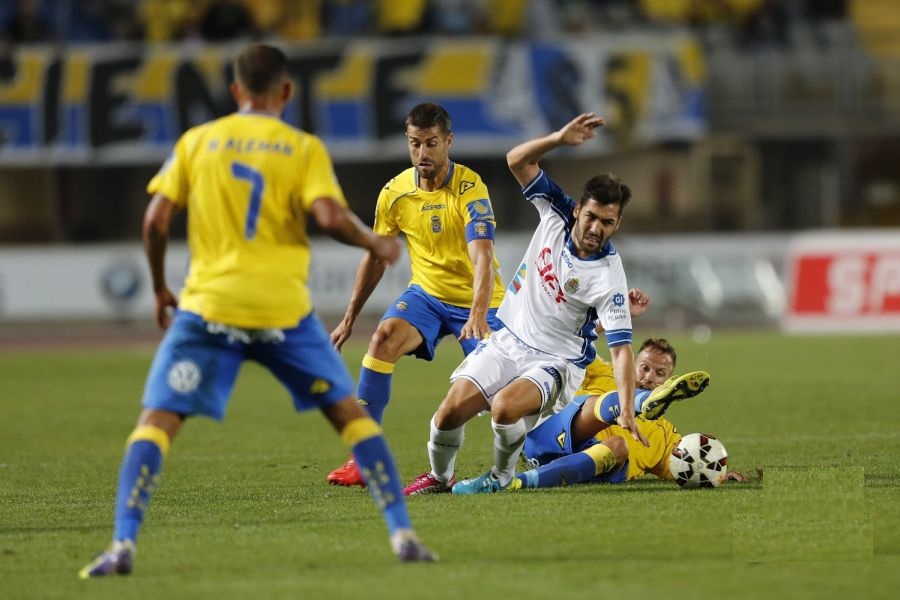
[168,360,201,394]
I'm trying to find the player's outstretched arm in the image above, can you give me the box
[143,193,181,329]
[310,197,400,264]
[610,343,649,447]
[310,197,400,350]
[506,113,606,187]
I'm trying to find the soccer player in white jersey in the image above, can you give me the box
[404,112,647,495]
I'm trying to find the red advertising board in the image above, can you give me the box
[785,231,900,332]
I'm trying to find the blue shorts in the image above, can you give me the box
[142,310,354,420]
[524,394,628,484]
[382,284,502,360]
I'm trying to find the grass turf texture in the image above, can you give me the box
[1,331,898,599]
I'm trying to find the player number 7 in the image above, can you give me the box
[231,161,265,240]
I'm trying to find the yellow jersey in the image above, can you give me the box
[578,356,682,480]
[578,356,617,397]
[597,417,682,481]
[373,163,505,308]
[147,111,346,329]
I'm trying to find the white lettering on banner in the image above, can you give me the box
[826,256,866,314]
[870,257,900,311]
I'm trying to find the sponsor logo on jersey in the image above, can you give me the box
[564,277,580,294]
[556,431,567,449]
[536,247,567,304]
[167,360,201,394]
[608,307,629,320]
[396,301,408,311]
[459,180,475,195]
[613,292,625,306]
[431,214,442,232]
[420,203,446,211]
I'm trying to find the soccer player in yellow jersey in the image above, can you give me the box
[514,338,744,488]
[327,102,505,486]
[79,44,434,579]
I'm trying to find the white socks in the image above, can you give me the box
[491,419,527,486]
[427,415,464,483]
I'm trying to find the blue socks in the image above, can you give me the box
[596,389,653,423]
[342,417,411,534]
[516,444,617,488]
[516,451,597,488]
[113,426,169,543]
[357,355,395,424]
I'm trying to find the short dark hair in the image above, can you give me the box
[406,102,452,134]
[234,44,287,95]
[639,337,677,368]
[580,173,631,214]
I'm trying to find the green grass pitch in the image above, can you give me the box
[1,331,899,599]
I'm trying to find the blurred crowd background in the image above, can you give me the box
[1,0,898,330]
[2,0,898,240]
[0,0,854,45]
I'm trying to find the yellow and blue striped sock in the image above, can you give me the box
[519,445,616,489]
[113,425,170,543]
[357,355,395,424]
[595,390,652,423]
[341,417,411,534]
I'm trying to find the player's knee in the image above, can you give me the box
[368,320,415,359]
[490,399,519,424]
[603,436,629,467]
[433,402,461,430]
[137,408,184,441]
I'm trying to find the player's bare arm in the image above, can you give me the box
[609,343,649,446]
[458,238,495,341]
[506,112,606,187]
[143,193,180,329]
[309,197,400,265]
[331,251,389,351]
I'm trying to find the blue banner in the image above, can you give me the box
[0,35,706,164]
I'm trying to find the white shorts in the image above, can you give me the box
[451,328,585,417]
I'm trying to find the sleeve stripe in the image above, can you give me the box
[521,170,545,194]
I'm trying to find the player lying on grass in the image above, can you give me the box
[511,337,747,489]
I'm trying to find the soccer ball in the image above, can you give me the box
[668,433,728,489]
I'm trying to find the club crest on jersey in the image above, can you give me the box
[564,278,580,294]
[474,221,488,237]
[613,292,625,306]
[395,301,408,311]
[431,214,442,233]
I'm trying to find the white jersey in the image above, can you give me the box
[496,170,632,367]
